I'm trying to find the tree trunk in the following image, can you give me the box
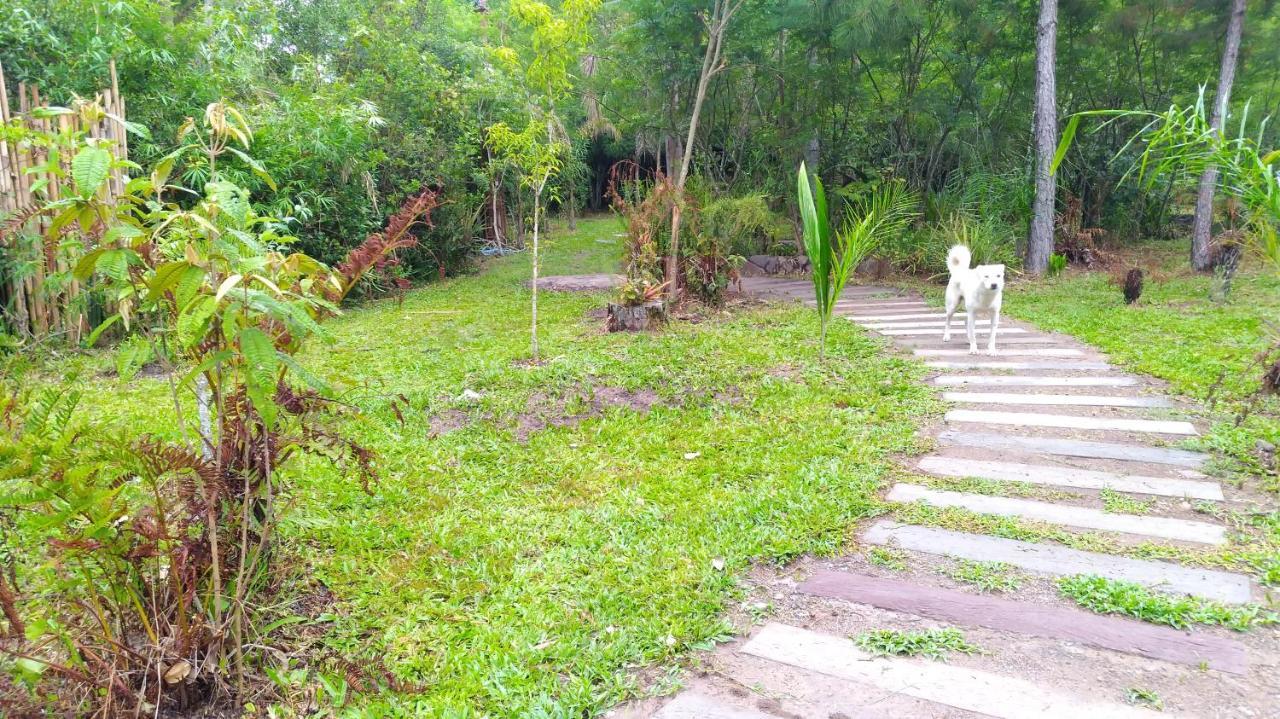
[664,0,742,300]
[530,172,548,362]
[1026,0,1058,276]
[1190,0,1247,272]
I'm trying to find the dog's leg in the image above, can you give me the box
[943,290,956,342]
[987,306,1000,355]
[966,308,978,354]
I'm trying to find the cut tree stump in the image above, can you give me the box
[607,301,666,332]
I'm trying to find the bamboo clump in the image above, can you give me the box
[0,59,129,342]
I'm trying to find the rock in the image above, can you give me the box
[746,254,811,276]
[1255,439,1274,453]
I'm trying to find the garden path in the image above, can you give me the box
[616,278,1277,718]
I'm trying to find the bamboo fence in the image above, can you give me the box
[0,60,129,342]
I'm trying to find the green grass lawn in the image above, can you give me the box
[997,245,1280,490]
[35,216,937,716]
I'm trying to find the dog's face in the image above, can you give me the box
[977,264,1005,292]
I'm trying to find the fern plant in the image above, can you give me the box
[798,162,918,358]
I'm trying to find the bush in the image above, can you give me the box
[700,194,794,257]
[880,212,1021,276]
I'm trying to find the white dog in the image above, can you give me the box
[942,245,1005,355]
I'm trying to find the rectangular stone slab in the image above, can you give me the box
[897,335,1066,345]
[741,623,1173,719]
[862,520,1253,603]
[652,692,775,719]
[852,312,962,321]
[936,429,1206,467]
[919,348,1085,357]
[819,298,923,307]
[942,391,1171,408]
[917,455,1222,500]
[797,570,1246,674]
[863,319,992,329]
[927,360,1109,370]
[945,409,1197,435]
[887,483,1226,544]
[879,326,1027,336]
[934,375,1136,386]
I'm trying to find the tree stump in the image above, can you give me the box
[607,301,665,332]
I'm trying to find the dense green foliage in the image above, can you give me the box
[1,0,497,278]
[6,1,1280,714]
[595,0,1280,245]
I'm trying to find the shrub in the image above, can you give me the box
[700,194,794,257]
[0,103,434,715]
[880,212,1020,277]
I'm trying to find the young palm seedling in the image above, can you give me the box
[797,162,917,358]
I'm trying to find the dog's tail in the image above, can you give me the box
[947,245,971,274]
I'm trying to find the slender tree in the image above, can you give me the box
[1189,0,1248,272]
[1026,0,1058,275]
[664,0,746,299]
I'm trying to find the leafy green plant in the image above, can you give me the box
[1047,253,1068,277]
[1126,687,1164,711]
[1058,575,1278,631]
[854,627,978,661]
[700,194,793,256]
[1099,488,1152,515]
[485,0,602,361]
[943,559,1022,593]
[797,162,918,358]
[1,103,434,715]
[868,546,908,571]
[1054,91,1280,271]
[617,278,666,307]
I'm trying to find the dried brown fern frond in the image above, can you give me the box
[331,187,440,302]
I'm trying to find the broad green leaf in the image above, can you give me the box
[71,145,112,198]
[73,248,107,280]
[103,223,144,245]
[84,314,121,347]
[97,248,137,282]
[177,296,217,348]
[173,265,207,309]
[239,326,278,388]
[144,261,192,303]
[1051,115,1080,177]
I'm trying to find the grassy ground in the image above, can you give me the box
[999,244,1280,491]
[36,216,937,716]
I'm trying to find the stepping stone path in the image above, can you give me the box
[616,280,1279,719]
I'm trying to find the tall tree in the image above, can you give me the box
[1027,0,1058,275]
[1189,0,1248,272]
[665,0,745,299]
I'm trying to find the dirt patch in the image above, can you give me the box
[427,408,471,438]
[514,385,664,441]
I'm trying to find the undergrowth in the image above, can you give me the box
[854,627,979,661]
[1057,575,1278,631]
